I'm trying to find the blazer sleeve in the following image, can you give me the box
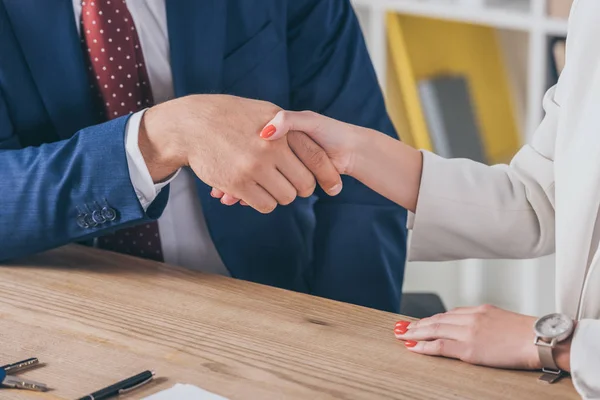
[571,319,600,398]
[286,0,408,312]
[0,90,168,262]
[408,87,560,261]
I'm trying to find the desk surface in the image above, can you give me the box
[0,246,577,399]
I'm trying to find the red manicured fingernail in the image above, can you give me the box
[260,124,277,139]
[396,320,410,326]
[394,325,408,335]
[404,341,418,348]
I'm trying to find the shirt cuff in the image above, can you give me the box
[124,109,180,211]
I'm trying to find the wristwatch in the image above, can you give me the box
[533,313,575,383]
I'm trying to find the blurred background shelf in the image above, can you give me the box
[353,0,568,35]
[352,0,572,316]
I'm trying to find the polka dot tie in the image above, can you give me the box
[81,0,164,262]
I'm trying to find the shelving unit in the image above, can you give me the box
[351,0,568,315]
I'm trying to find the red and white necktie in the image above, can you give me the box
[81,0,164,261]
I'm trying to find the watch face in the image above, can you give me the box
[535,313,574,339]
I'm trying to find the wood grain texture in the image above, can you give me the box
[0,245,577,399]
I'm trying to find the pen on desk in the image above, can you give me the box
[76,370,155,400]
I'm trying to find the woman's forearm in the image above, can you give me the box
[349,128,423,212]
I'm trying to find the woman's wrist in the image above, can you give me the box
[349,129,423,212]
[345,126,378,177]
[553,322,576,372]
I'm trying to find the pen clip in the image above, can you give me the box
[117,373,154,394]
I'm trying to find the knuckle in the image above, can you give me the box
[478,304,494,313]
[297,179,316,198]
[465,325,478,341]
[299,110,317,118]
[471,312,484,324]
[280,190,297,206]
[241,157,263,176]
[462,347,477,363]
[279,110,293,126]
[431,323,442,336]
[432,340,445,354]
[308,147,328,166]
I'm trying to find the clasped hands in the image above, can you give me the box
[139,94,353,213]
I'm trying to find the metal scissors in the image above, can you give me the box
[0,358,48,391]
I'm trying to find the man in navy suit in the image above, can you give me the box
[0,0,408,312]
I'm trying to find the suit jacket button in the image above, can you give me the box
[92,209,106,224]
[84,213,97,227]
[102,206,117,221]
[77,214,90,229]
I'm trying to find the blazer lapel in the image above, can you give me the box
[166,0,226,97]
[2,0,99,139]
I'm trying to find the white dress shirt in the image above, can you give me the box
[73,0,229,276]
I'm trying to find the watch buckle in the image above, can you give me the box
[539,369,564,384]
[534,337,557,347]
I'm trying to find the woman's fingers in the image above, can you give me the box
[406,313,476,329]
[260,110,325,142]
[395,322,468,342]
[446,306,480,315]
[405,339,465,360]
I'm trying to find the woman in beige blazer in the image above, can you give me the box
[213,0,599,397]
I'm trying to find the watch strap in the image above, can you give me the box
[537,339,559,370]
[536,338,563,383]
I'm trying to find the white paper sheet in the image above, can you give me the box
[143,383,229,400]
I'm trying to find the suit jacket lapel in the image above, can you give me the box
[3,0,99,139]
[166,0,226,97]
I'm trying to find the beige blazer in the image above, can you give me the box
[407,1,600,397]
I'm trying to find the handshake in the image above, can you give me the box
[140,94,357,213]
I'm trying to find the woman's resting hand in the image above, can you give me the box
[395,305,572,372]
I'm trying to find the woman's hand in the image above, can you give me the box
[258,110,363,175]
[395,305,542,370]
[212,110,365,205]
[212,109,424,212]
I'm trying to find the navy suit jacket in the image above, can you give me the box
[0,0,408,312]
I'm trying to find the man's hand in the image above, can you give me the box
[138,95,342,213]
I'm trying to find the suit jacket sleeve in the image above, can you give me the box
[286,0,408,312]
[408,87,559,261]
[0,89,168,261]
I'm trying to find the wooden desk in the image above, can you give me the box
[0,246,577,399]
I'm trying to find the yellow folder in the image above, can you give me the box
[386,14,520,164]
